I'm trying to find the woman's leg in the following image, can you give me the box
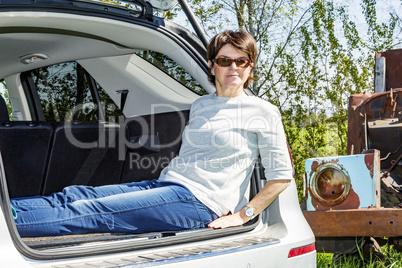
[14,181,218,237]
[11,180,159,212]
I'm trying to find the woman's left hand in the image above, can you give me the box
[208,212,247,229]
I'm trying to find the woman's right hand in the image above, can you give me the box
[208,211,249,229]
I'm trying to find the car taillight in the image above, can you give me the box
[288,243,315,258]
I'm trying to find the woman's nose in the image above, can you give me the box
[228,61,238,69]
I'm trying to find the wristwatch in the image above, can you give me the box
[242,205,255,220]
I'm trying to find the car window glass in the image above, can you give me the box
[31,62,123,122]
[98,85,124,123]
[136,50,208,96]
[0,80,12,120]
[31,62,96,122]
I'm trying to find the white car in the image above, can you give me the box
[0,0,315,267]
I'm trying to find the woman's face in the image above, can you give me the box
[210,44,253,96]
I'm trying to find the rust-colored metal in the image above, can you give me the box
[309,186,360,211]
[376,49,402,90]
[381,153,402,179]
[347,48,402,156]
[347,91,373,155]
[303,209,401,237]
[347,88,402,155]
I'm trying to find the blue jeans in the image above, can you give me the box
[11,180,218,237]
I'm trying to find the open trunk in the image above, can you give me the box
[0,1,266,259]
[0,1,315,266]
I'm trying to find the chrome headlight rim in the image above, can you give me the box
[310,162,351,207]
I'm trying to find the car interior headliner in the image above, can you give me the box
[0,31,137,79]
[0,11,205,80]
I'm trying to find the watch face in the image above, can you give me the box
[245,207,254,217]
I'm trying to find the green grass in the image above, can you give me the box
[317,244,402,268]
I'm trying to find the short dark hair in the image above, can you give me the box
[207,30,258,89]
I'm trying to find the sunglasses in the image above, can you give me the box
[213,57,252,68]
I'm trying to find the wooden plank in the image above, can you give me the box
[303,208,401,237]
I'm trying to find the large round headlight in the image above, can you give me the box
[310,163,351,206]
[147,0,178,11]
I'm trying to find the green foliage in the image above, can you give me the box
[185,0,225,34]
[361,0,397,51]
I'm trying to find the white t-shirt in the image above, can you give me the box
[159,93,293,216]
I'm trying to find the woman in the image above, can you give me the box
[11,30,292,237]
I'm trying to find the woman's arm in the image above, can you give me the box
[208,179,291,229]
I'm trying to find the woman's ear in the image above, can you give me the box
[208,60,215,76]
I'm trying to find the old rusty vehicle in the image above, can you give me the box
[302,49,402,254]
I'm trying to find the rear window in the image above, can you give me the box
[31,62,123,122]
[0,80,12,120]
[136,50,208,96]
